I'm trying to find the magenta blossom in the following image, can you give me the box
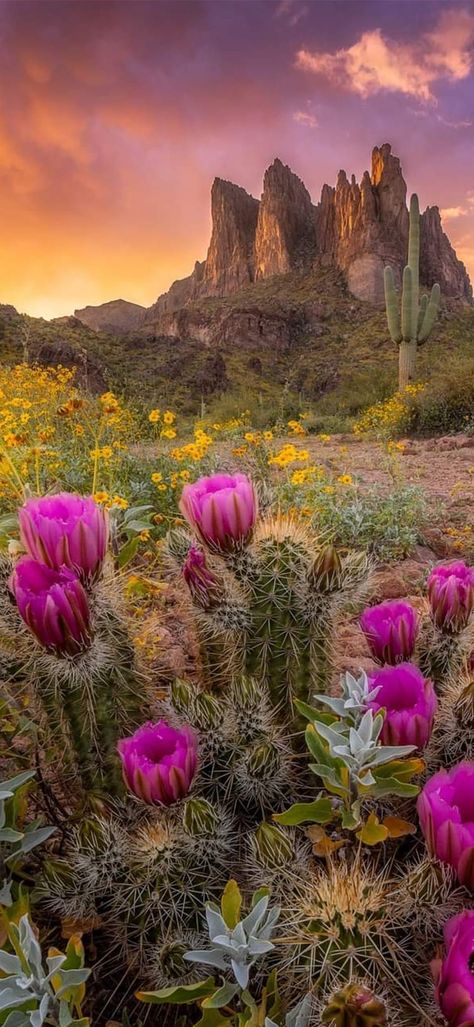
[417,761,474,888]
[19,492,109,580]
[368,663,437,750]
[360,600,418,665]
[183,545,220,608]
[118,720,197,806]
[10,558,91,656]
[433,911,474,1027]
[179,473,257,552]
[428,561,474,634]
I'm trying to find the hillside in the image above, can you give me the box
[1,267,474,427]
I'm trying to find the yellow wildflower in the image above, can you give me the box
[149,409,160,424]
[337,474,353,486]
[151,472,163,484]
[163,410,175,425]
[93,491,110,504]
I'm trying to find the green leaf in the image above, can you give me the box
[273,798,333,827]
[356,813,389,846]
[341,806,360,830]
[294,700,321,723]
[221,879,242,929]
[136,979,216,1005]
[202,983,239,1009]
[195,1010,231,1027]
[251,886,269,908]
[118,537,140,569]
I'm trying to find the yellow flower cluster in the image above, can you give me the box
[171,427,213,463]
[150,468,191,492]
[353,384,425,440]
[93,492,129,509]
[269,444,310,468]
[148,407,177,438]
[287,419,306,437]
[290,465,324,486]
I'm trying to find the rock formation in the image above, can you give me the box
[204,178,259,293]
[74,143,472,334]
[254,159,316,278]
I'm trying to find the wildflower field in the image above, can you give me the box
[2,362,474,1027]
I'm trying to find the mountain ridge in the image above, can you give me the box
[74,142,472,335]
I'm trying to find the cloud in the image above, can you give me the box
[275,1,308,28]
[293,109,318,128]
[440,206,468,221]
[296,8,474,101]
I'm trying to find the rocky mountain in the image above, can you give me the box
[74,298,146,333]
[134,142,471,337]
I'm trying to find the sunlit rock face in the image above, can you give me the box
[254,158,317,279]
[76,143,472,334]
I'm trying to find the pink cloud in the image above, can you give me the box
[296,9,474,101]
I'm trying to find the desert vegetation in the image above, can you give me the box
[1,357,474,1027]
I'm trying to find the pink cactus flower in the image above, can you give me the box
[118,720,198,806]
[428,561,474,634]
[179,473,257,552]
[433,911,474,1027]
[19,492,109,580]
[360,600,418,665]
[417,761,474,888]
[10,558,91,656]
[368,662,437,750]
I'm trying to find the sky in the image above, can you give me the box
[0,0,473,319]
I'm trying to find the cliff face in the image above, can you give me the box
[204,178,259,294]
[76,143,472,335]
[147,142,471,323]
[254,159,316,278]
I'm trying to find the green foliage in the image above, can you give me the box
[278,477,426,560]
[0,771,54,882]
[0,915,90,1027]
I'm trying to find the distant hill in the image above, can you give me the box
[74,299,146,333]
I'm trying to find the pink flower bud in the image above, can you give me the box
[417,761,474,889]
[10,558,91,657]
[183,545,221,608]
[428,561,474,634]
[435,911,474,1027]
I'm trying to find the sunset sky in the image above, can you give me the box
[1,0,473,319]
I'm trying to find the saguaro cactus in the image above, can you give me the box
[384,194,440,389]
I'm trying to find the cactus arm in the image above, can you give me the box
[418,282,440,344]
[417,293,428,337]
[401,266,413,342]
[408,193,420,341]
[383,267,402,344]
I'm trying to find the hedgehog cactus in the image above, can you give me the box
[8,494,145,798]
[384,193,440,388]
[173,476,370,711]
[6,481,474,1027]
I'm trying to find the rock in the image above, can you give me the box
[142,142,471,332]
[370,559,428,600]
[254,158,316,278]
[204,178,259,294]
[420,207,472,303]
[75,298,146,333]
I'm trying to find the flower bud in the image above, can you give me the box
[118,721,198,806]
[311,545,342,592]
[19,492,109,581]
[10,558,91,657]
[179,473,257,552]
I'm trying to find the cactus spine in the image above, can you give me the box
[384,193,440,388]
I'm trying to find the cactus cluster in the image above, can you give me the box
[2,479,474,1027]
[384,193,440,388]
